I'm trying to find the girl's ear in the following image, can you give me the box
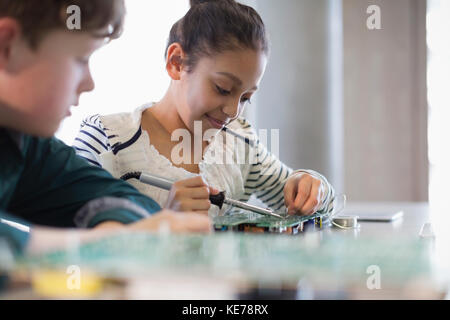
[0,18,20,70]
[165,43,186,80]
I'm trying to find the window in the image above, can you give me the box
[427,0,450,235]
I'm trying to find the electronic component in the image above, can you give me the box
[213,211,328,234]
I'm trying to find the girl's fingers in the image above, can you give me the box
[179,175,208,187]
[313,185,323,212]
[293,177,312,212]
[300,180,322,215]
[283,179,297,211]
[185,186,210,199]
[187,199,211,211]
[178,176,219,196]
[209,186,220,195]
[300,189,319,215]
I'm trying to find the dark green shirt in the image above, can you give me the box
[0,128,161,254]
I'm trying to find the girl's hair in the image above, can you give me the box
[165,0,269,71]
[0,0,125,49]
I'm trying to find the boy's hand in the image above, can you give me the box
[284,172,324,216]
[26,210,211,255]
[164,176,219,215]
[127,209,212,233]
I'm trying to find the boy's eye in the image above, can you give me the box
[215,85,231,96]
[76,57,89,65]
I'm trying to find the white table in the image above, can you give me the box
[333,201,430,237]
[307,202,448,299]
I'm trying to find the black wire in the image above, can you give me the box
[120,171,142,181]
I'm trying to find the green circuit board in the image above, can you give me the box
[20,232,433,287]
[213,211,328,233]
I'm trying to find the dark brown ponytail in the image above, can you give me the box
[166,0,268,71]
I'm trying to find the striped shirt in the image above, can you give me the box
[73,103,335,217]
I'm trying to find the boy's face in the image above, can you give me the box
[175,48,267,136]
[0,25,104,137]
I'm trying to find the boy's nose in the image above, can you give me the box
[79,69,95,94]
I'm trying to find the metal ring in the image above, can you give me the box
[332,216,358,229]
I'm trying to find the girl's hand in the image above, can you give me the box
[284,172,324,216]
[164,176,219,215]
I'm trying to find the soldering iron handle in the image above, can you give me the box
[139,173,173,191]
[139,172,225,209]
[209,192,225,209]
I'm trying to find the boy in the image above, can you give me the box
[0,0,210,256]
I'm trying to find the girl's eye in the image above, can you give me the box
[241,96,252,104]
[216,85,231,96]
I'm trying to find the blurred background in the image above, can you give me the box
[56,0,448,224]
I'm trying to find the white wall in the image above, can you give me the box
[343,0,428,201]
[253,0,427,201]
[251,0,344,192]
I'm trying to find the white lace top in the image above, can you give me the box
[73,103,335,217]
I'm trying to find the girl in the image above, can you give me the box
[73,0,335,218]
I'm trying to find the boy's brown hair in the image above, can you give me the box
[0,0,125,48]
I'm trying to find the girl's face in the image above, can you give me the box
[175,48,267,135]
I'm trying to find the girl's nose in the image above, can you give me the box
[222,98,241,120]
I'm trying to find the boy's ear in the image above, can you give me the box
[0,18,20,70]
[166,43,186,80]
